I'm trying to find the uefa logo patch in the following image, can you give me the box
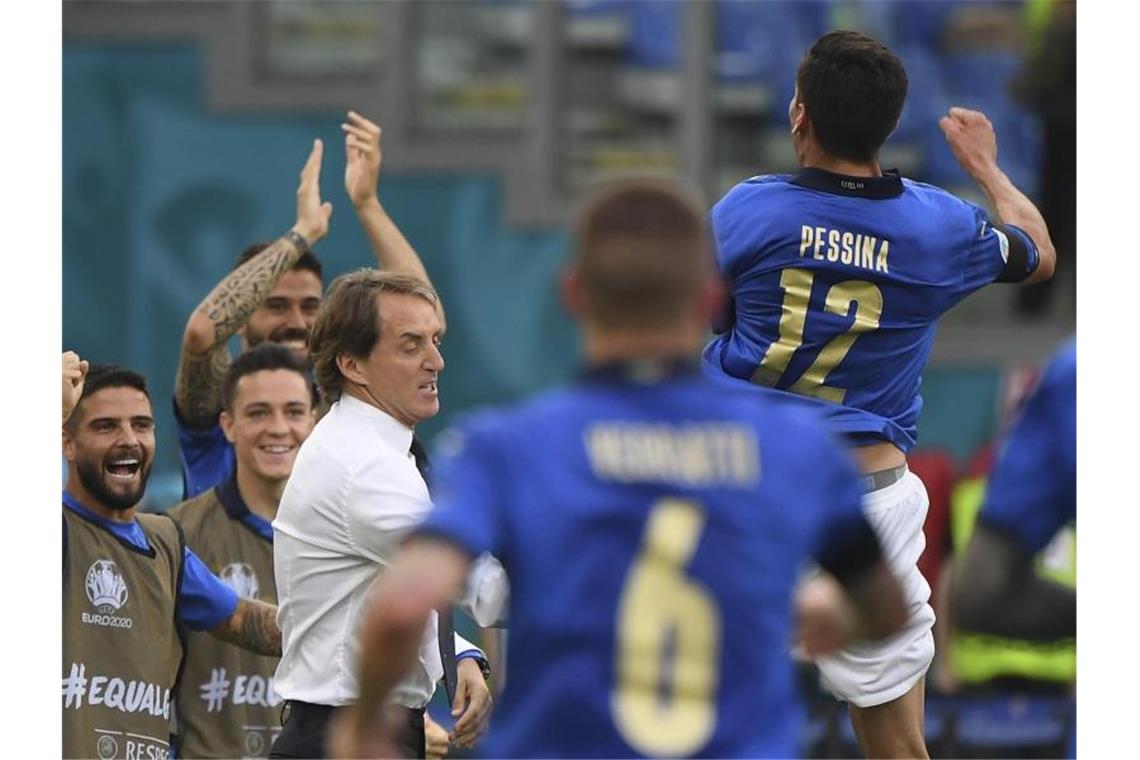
[96,733,118,760]
[86,560,128,611]
[220,563,260,600]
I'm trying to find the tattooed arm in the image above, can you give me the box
[342,111,436,291]
[175,139,334,428]
[211,598,283,657]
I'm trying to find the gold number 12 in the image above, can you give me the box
[750,268,883,403]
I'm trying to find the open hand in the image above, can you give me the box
[294,139,334,243]
[939,107,999,181]
[343,110,383,209]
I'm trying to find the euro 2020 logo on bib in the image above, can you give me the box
[220,563,260,600]
[86,560,129,612]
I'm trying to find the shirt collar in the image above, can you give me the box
[581,356,701,385]
[216,471,251,521]
[63,489,137,527]
[338,393,416,453]
[215,472,275,542]
[790,167,904,199]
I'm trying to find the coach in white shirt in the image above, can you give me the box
[270,269,495,759]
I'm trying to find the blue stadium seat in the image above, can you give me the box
[893,46,950,142]
[954,695,1073,757]
[889,0,963,50]
[714,0,815,89]
[943,50,1023,101]
[625,0,681,69]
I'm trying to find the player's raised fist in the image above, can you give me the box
[62,350,89,425]
[343,110,384,209]
[294,139,333,244]
[939,106,999,180]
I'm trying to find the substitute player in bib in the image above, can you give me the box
[952,338,1075,642]
[332,179,908,758]
[169,344,317,758]
[702,31,1057,758]
[62,364,284,760]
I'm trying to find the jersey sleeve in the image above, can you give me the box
[978,342,1076,554]
[810,432,883,584]
[177,546,241,631]
[959,201,1040,295]
[413,419,509,560]
[710,183,765,279]
[173,398,235,500]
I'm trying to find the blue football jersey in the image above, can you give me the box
[703,168,1039,451]
[979,339,1076,553]
[417,361,872,758]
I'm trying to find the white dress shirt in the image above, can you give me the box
[272,394,487,708]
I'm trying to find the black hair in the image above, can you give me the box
[234,241,323,281]
[221,342,319,412]
[66,364,150,430]
[796,30,908,163]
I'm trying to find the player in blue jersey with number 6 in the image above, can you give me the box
[702,30,1058,758]
[330,178,908,758]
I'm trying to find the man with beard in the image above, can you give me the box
[63,364,285,760]
[169,344,318,758]
[175,112,431,499]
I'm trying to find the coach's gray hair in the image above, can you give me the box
[309,269,440,401]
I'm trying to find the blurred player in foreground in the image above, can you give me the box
[332,178,906,758]
[703,30,1057,757]
[952,338,1075,641]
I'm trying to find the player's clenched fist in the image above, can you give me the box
[62,350,89,425]
[939,106,1000,181]
[794,572,857,657]
[293,139,334,244]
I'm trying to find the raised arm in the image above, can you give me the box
[342,111,435,289]
[210,598,283,657]
[62,351,89,426]
[174,140,333,428]
[940,106,1056,283]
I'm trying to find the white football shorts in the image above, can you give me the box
[816,469,936,708]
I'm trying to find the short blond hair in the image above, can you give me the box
[309,269,439,401]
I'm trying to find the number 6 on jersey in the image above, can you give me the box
[612,498,720,757]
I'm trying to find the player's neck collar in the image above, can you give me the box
[216,471,252,522]
[581,356,700,385]
[791,167,904,199]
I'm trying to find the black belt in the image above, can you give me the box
[280,700,425,725]
[861,464,908,493]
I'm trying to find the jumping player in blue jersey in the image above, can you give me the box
[331,179,907,758]
[952,338,1075,641]
[702,31,1058,758]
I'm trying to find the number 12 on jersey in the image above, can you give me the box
[750,268,883,403]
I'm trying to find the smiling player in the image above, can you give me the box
[168,344,318,758]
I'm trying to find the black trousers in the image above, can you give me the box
[269,700,426,759]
